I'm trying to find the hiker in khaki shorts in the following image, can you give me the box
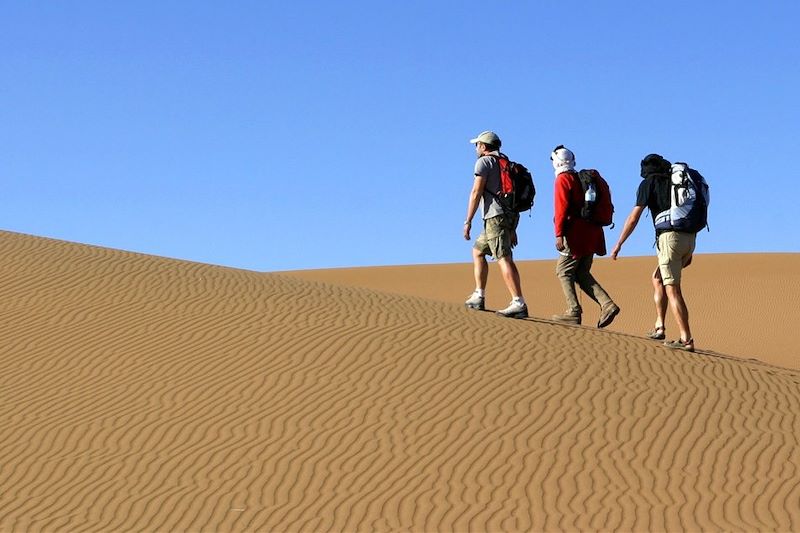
[611,154,698,352]
[462,131,528,319]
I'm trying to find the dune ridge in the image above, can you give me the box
[287,253,800,370]
[1,230,799,532]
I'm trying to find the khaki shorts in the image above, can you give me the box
[657,231,696,285]
[474,213,519,259]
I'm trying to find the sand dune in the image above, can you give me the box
[288,254,800,371]
[1,230,799,532]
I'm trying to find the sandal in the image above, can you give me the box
[663,338,695,352]
[647,326,666,340]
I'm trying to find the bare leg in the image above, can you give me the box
[497,256,522,299]
[472,247,488,291]
[652,266,667,329]
[665,283,692,342]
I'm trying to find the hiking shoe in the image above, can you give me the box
[597,302,620,328]
[496,300,528,319]
[647,326,666,340]
[551,311,581,325]
[664,338,695,352]
[464,291,485,311]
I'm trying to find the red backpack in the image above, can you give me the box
[491,154,536,214]
[576,169,614,227]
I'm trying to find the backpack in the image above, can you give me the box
[576,169,614,227]
[654,163,710,233]
[490,154,536,214]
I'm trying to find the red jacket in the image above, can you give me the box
[553,171,607,258]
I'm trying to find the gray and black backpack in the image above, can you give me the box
[654,163,710,233]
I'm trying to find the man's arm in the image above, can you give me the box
[463,175,486,240]
[610,205,645,260]
[553,173,570,251]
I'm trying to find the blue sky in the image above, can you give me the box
[2,1,798,271]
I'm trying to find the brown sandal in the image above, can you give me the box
[663,338,695,352]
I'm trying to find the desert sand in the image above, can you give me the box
[1,230,799,532]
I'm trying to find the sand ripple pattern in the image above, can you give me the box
[1,231,799,532]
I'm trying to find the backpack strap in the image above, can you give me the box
[482,154,515,215]
[568,170,587,217]
[485,153,510,198]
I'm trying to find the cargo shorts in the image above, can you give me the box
[474,213,519,260]
[657,231,696,285]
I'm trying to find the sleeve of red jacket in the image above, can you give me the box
[553,173,571,237]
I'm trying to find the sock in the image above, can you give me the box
[513,296,525,305]
[475,289,485,297]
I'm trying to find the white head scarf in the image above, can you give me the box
[551,145,576,175]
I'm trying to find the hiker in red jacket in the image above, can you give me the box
[551,145,620,327]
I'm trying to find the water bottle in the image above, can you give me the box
[585,182,596,203]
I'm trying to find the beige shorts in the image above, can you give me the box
[474,213,519,259]
[657,231,696,285]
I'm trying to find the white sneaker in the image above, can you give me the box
[464,291,485,310]
[496,300,528,319]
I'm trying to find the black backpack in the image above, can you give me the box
[490,154,536,214]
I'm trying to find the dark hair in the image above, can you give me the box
[640,153,671,179]
[483,142,500,152]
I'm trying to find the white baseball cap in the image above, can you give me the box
[469,131,501,146]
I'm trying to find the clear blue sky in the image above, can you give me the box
[2,1,798,271]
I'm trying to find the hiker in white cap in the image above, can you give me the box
[463,131,528,319]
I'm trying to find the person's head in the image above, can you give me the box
[470,131,501,156]
[640,153,672,179]
[550,145,575,174]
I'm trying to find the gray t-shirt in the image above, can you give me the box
[474,153,504,219]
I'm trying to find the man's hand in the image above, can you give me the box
[555,236,566,252]
[463,221,472,240]
[611,206,644,261]
[510,229,518,248]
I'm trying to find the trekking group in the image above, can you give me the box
[463,131,710,353]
